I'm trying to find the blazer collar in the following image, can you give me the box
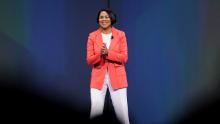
[95,27,118,50]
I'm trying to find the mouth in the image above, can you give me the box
[101,22,108,25]
[100,21,109,25]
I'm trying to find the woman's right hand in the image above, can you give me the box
[101,43,108,56]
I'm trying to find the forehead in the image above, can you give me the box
[99,11,109,16]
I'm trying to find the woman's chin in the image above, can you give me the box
[100,25,111,29]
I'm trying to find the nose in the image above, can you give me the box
[101,18,108,21]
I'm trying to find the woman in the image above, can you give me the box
[86,9,130,124]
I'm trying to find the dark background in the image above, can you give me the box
[0,0,220,123]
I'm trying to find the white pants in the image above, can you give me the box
[90,72,130,124]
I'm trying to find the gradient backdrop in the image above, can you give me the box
[0,0,220,123]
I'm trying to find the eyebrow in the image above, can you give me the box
[99,15,109,17]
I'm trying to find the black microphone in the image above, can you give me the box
[111,36,114,39]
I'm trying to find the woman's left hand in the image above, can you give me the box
[101,43,108,56]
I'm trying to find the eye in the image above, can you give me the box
[99,16,110,19]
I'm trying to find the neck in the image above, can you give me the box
[101,26,112,34]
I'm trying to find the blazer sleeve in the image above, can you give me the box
[86,34,101,65]
[106,32,128,64]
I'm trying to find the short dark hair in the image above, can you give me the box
[96,9,116,25]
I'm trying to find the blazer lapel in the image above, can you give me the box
[95,27,118,50]
[109,27,118,50]
[94,29,103,48]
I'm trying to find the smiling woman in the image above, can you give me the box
[87,9,130,124]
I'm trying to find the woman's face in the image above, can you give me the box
[99,11,111,29]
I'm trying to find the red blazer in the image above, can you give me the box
[87,27,128,90]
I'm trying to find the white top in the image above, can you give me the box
[101,33,112,49]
